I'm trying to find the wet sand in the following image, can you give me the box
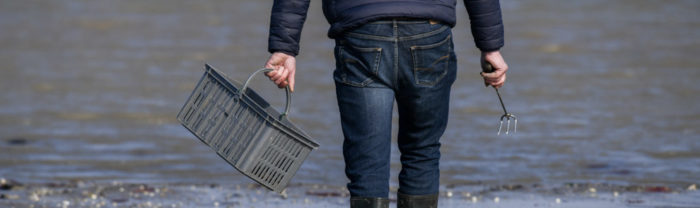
[1,178,698,208]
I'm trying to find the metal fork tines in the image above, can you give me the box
[494,88,517,135]
[498,113,517,135]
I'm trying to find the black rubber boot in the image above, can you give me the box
[397,192,438,208]
[350,196,389,208]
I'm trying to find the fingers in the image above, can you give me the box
[482,71,507,88]
[481,66,507,79]
[480,66,507,88]
[480,51,508,88]
[491,74,506,88]
[481,67,507,83]
[288,67,295,92]
[264,59,279,79]
[263,52,296,90]
[264,54,287,87]
[266,67,288,88]
[274,67,289,87]
[270,66,285,82]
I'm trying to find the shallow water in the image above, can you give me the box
[1,0,699,199]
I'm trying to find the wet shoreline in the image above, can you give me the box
[1,178,697,208]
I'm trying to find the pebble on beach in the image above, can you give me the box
[29,193,40,201]
[0,178,21,191]
[645,186,671,193]
[6,137,28,145]
[1,194,20,200]
[281,189,288,199]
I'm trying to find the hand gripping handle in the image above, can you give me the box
[240,68,291,120]
[481,56,495,73]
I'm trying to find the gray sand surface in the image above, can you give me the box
[1,179,698,207]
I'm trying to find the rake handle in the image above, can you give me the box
[494,88,508,115]
[481,61,509,115]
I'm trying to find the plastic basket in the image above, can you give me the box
[177,64,319,192]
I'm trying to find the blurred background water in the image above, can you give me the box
[1,0,698,191]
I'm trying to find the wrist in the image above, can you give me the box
[482,50,500,57]
[272,51,296,57]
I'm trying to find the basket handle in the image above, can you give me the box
[240,68,291,120]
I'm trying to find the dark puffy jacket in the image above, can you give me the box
[268,0,504,56]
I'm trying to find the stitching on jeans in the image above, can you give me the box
[338,46,379,87]
[348,46,383,76]
[339,45,346,82]
[393,20,399,90]
[411,34,451,50]
[346,31,396,41]
[373,48,382,75]
[411,35,452,86]
[398,25,449,41]
[345,25,448,41]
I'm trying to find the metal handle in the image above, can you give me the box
[240,68,291,120]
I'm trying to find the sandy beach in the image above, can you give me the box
[1,178,698,208]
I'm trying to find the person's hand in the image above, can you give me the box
[480,50,508,88]
[264,52,296,92]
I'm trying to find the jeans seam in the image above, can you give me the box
[373,48,382,75]
[345,32,396,41]
[393,20,399,89]
[398,25,449,41]
[345,25,448,41]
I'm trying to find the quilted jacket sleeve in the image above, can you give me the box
[268,0,311,56]
[464,0,504,52]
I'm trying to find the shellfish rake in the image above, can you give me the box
[493,88,517,135]
[482,61,517,135]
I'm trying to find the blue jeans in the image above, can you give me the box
[334,19,457,197]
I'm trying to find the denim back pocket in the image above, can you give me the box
[335,44,382,87]
[410,34,452,87]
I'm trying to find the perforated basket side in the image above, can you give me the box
[243,127,313,192]
[178,65,318,193]
[177,72,267,165]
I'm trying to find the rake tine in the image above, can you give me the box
[505,118,511,135]
[498,120,504,135]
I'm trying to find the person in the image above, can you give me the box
[263,0,508,207]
